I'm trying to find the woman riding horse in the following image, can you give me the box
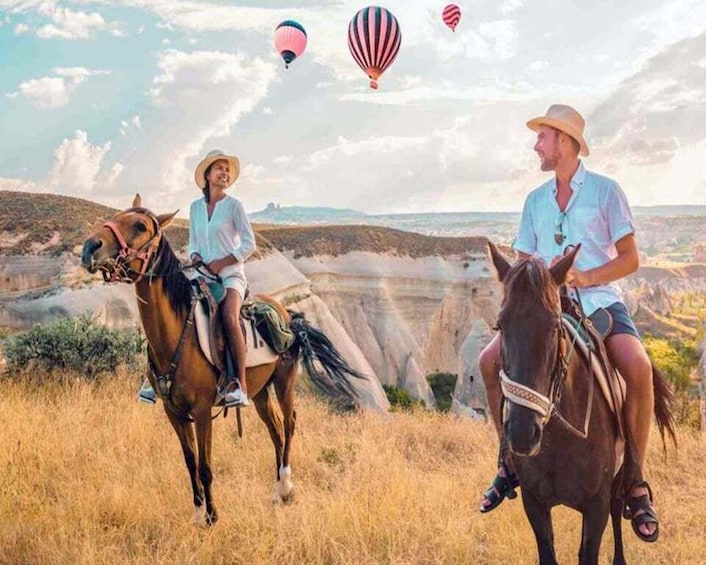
[82,195,363,524]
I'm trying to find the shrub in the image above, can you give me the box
[2,313,144,380]
[382,384,424,412]
[643,336,698,392]
[427,372,458,413]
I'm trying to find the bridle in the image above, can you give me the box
[499,313,593,439]
[101,209,163,284]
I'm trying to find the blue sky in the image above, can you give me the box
[1,0,705,215]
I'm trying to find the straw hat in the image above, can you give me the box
[194,149,240,189]
[527,104,589,157]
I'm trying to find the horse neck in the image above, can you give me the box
[560,343,598,418]
[135,277,188,367]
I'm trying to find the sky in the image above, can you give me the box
[0,0,705,216]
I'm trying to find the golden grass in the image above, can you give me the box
[1,374,704,564]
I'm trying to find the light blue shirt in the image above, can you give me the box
[513,161,635,315]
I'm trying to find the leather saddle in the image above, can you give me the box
[190,278,278,385]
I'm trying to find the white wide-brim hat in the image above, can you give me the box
[194,149,240,189]
[527,104,590,157]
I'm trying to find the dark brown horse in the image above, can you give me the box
[81,195,363,525]
[488,242,676,565]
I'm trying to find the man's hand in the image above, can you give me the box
[565,266,591,288]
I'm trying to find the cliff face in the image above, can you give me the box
[278,251,501,398]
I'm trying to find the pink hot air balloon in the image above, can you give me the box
[442,4,461,32]
[274,20,307,69]
[347,6,402,90]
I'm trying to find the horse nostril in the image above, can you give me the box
[82,238,102,268]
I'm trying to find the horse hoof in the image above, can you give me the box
[281,490,295,505]
[193,505,207,525]
[206,511,218,526]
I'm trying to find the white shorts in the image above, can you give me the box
[220,265,247,300]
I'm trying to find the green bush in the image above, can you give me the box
[427,372,458,413]
[2,313,144,379]
[382,384,424,412]
[643,336,698,392]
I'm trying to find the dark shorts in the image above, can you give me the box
[605,302,640,339]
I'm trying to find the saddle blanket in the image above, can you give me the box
[194,300,278,368]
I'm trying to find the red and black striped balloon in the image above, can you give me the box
[442,4,462,32]
[347,6,402,90]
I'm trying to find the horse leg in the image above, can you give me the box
[273,361,298,504]
[521,490,557,565]
[610,472,627,565]
[164,409,205,522]
[578,494,611,565]
[192,405,218,525]
[252,386,286,504]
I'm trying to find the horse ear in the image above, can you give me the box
[487,241,512,282]
[132,193,142,208]
[549,244,581,285]
[157,210,178,229]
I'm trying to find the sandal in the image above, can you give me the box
[479,462,520,514]
[624,481,659,543]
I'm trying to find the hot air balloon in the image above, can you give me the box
[442,4,461,32]
[347,6,401,90]
[274,20,307,69]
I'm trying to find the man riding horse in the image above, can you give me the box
[478,104,660,542]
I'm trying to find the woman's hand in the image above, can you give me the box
[206,258,224,275]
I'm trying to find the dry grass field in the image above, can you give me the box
[1,373,704,565]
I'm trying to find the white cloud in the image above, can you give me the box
[48,130,112,193]
[18,77,69,108]
[14,22,28,34]
[33,4,123,40]
[119,115,141,137]
[113,48,276,203]
[13,67,110,108]
[500,0,526,16]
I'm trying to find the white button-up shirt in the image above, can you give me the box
[188,195,256,277]
[513,161,635,315]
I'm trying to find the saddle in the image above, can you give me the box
[190,278,280,390]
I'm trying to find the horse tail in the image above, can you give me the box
[288,311,366,406]
[651,364,678,451]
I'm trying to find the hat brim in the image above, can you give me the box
[527,117,590,157]
[194,154,240,189]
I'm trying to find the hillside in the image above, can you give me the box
[1,191,488,259]
[258,225,488,259]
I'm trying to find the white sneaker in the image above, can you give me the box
[138,379,157,404]
[224,388,250,408]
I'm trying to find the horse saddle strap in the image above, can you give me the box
[590,327,626,442]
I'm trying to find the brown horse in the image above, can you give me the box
[81,195,363,525]
[488,242,676,565]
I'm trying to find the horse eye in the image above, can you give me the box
[136,221,147,233]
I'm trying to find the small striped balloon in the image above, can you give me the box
[347,6,402,90]
[274,20,307,69]
[442,4,461,32]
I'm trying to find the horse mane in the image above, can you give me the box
[155,237,193,314]
[499,258,560,321]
